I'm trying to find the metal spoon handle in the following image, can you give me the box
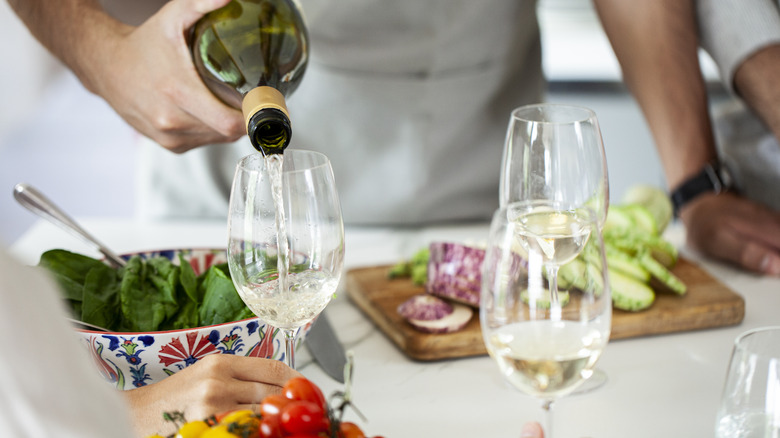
[13,183,127,268]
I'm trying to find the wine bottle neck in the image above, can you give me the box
[242,86,292,155]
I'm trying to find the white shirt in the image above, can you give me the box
[131,0,544,225]
[0,248,134,438]
[697,0,780,210]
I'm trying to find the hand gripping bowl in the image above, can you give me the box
[77,248,312,390]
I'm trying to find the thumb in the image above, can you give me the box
[521,422,544,438]
[164,0,233,30]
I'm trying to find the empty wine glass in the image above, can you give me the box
[227,150,345,369]
[481,202,611,437]
[715,326,780,437]
[499,103,611,393]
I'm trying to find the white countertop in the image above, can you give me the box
[10,218,779,438]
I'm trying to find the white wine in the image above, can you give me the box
[239,270,338,329]
[486,320,606,398]
[191,0,309,155]
[514,209,592,266]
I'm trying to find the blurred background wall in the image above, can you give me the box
[0,0,722,246]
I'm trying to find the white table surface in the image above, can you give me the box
[9,218,780,438]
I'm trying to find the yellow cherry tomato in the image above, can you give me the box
[199,424,238,438]
[217,409,255,425]
[175,420,211,438]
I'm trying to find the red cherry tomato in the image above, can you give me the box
[260,394,293,422]
[338,421,366,438]
[282,377,328,410]
[259,416,284,438]
[280,400,330,435]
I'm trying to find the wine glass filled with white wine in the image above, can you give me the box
[499,103,611,393]
[227,150,344,369]
[481,203,611,437]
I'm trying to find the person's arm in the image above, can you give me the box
[6,0,245,153]
[593,0,780,275]
[593,0,716,189]
[124,354,301,437]
[734,44,780,142]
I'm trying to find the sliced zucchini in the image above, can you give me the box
[621,184,673,234]
[604,205,636,234]
[605,244,650,282]
[638,251,687,295]
[610,269,655,311]
[624,204,658,236]
[604,228,678,268]
[521,288,571,309]
[559,258,587,291]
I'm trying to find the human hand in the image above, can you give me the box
[521,422,544,438]
[680,192,780,276]
[81,0,245,153]
[123,354,302,437]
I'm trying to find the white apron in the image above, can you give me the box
[131,0,544,225]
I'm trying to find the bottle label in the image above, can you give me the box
[242,86,290,130]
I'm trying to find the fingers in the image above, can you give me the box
[197,354,302,387]
[521,422,544,438]
[167,0,233,29]
[149,0,246,147]
[702,228,780,276]
[741,242,780,276]
[683,194,780,276]
[228,356,304,386]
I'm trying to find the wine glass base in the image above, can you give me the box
[571,369,607,396]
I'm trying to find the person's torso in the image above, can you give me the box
[129,0,544,225]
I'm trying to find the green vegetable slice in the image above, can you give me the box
[639,251,687,295]
[521,289,570,308]
[605,244,650,282]
[621,184,673,234]
[610,269,655,311]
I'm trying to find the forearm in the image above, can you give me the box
[593,0,717,189]
[6,0,130,94]
[733,43,780,142]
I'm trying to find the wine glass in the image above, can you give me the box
[499,103,610,393]
[227,150,345,369]
[500,103,609,226]
[715,326,780,437]
[480,202,611,437]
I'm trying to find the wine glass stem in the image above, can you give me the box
[546,265,561,307]
[542,399,554,438]
[284,329,296,369]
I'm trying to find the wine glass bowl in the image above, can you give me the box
[227,150,344,368]
[715,327,780,437]
[481,203,611,401]
[500,103,609,227]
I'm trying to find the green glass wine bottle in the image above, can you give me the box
[191,0,309,155]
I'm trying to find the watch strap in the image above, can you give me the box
[670,163,728,215]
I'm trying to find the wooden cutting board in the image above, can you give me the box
[345,258,745,361]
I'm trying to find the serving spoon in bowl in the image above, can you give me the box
[13,182,123,331]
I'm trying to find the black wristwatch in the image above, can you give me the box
[670,163,733,215]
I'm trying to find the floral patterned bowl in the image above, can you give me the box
[77,248,311,391]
